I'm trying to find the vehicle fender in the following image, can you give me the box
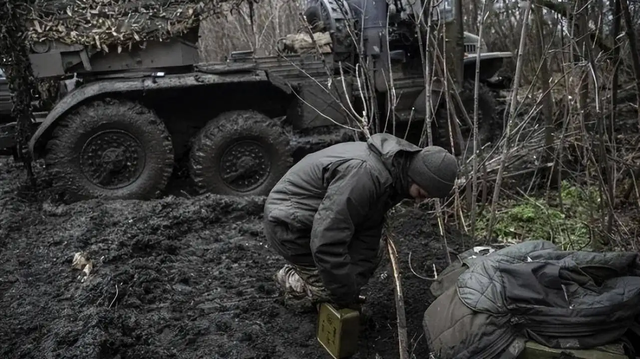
[463,52,514,81]
[464,52,514,62]
[412,82,446,119]
[28,71,270,159]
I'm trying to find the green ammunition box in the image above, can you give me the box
[518,341,628,359]
[316,302,360,358]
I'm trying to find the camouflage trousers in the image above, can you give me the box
[273,247,385,305]
[264,217,385,304]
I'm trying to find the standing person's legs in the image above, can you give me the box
[263,218,332,303]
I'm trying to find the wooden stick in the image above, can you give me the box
[386,235,409,359]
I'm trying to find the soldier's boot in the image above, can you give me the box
[274,264,318,312]
[274,264,308,299]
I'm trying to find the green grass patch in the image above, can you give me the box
[475,181,601,250]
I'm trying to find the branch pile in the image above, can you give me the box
[0,0,38,179]
[22,0,255,51]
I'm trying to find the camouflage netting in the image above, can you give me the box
[24,0,257,50]
[1,0,260,171]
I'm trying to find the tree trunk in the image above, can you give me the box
[619,0,640,129]
[533,0,557,187]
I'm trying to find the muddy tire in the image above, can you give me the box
[435,81,501,157]
[44,98,175,202]
[189,110,292,197]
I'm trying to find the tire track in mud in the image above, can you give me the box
[1,157,468,359]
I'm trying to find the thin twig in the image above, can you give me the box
[408,251,437,281]
[386,234,409,359]
[109,284,119,309]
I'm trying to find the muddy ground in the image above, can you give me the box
[0,157,470,359]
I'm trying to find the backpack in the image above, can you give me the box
[422,240,640,359]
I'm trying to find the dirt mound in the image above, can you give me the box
[0,156,469,359]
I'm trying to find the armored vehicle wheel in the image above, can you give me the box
[189,110,293,197]
[44,98,175,202]
[435,81,501,157]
